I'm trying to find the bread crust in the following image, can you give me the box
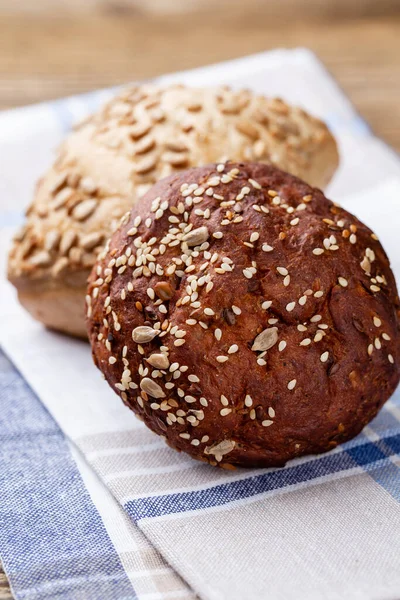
[86,162,400,468]
[8,85,339,337]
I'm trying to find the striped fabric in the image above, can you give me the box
[0,350,137,600]
[1,49,400,600]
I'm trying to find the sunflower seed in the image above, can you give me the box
[182,226,209,246]
[205,439,236,456]
[132,326,158,343]
[252,327,278,351]
[140,377,165,399]
[146,353,170,369]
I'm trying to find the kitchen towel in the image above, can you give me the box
[1,49,400,600]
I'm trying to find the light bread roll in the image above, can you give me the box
[8,84,339,338]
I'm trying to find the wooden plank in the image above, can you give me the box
[0,565,11,600]
[0,14,399,148]
[1,0,399,19]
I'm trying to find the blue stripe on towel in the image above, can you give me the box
[125,431,400,521]
[0,348,136,600]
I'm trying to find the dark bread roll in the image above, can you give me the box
[86,162,400,468]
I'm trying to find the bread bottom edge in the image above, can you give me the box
[17,286,88,340]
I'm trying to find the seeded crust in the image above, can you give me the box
[86,162,400,468]
[7,84,339,338]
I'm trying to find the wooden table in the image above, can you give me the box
[1,4,399,598]
[1,9,400,149]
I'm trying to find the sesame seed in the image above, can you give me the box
[320,351,329,363]
[109,356,117,364]
[298,295,307,306]
[268,407,275,418]
[262,300,272,310]
[220,395,229,406]
[220,408,232,416]
[213,231,223,239]
[297,324,307,332]
[232,305,241,315]
[313,248,324,256]
[374,337,381,350]
[314,290,324,298]
[310,315,322,323]
[204,307,215,316]
[245,395,253,407]
[262,420,273,427]
[257,358,267,366]
[249,178,261,189]
[287,379,297,390]
[174,339,186,347]
[349,234,357,244]
[286,302,296,312]
[250,232,259,243]
[243,268,253,279]
[221,262,233,272]
[368,344,374,356]
[338,277,348,287]
[290,217,300,226]
[388,354,394,364]
[215,328,222,341]
[262,244,274,252]
[277,266,288,276]
[228,344,239,354]
[217,355,229,363]
[300,338,311,346]
[382,333,391,341]
[283,275,291,287]
[373,317,382,327]
[370,285,381,292]
[278,341,287,352]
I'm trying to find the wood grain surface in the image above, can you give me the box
[1,11,400,149]
[0,565,11,600]
[1,2,399,598]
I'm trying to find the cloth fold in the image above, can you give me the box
[1,48,400,600]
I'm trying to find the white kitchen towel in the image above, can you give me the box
[1,48,400,600]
